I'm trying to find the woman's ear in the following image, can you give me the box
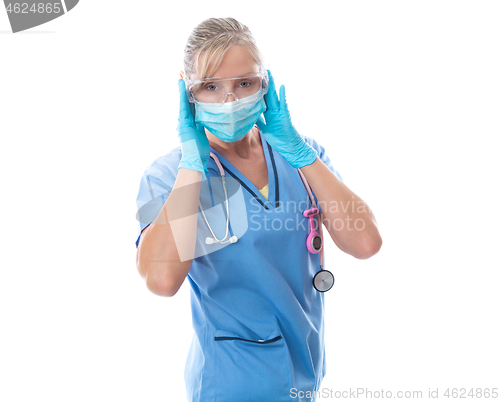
[180,71,185,79]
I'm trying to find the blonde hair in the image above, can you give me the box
[183,17,264,81]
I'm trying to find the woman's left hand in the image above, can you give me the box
[256,70,318,168]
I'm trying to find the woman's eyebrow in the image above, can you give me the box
[198,71,259,82]
[215,71,259,79]
[238,70,260,77]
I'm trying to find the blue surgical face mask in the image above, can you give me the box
[194,89,267,142]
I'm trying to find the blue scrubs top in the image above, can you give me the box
[135,129,343,402]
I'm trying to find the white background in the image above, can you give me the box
[1,1,499,401]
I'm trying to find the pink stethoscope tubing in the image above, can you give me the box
[297,168,334,292]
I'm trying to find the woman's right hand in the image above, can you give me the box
[177,79,211,177]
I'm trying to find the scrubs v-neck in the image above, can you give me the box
[258,183,269,200]
[135,129,343,402]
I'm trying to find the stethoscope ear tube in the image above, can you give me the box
[199,154,235,245]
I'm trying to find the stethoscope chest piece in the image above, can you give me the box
[313,269,335,292]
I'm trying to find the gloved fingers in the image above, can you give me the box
[279,85,289,114]
[265,70,280,111]
[178,79,193,124]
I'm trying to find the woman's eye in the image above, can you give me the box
[239,81,251,88]
[204,84,217,91]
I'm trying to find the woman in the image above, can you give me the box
[135,17,382,402]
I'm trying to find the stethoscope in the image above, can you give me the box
[199,152,335,292]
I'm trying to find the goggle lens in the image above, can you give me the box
[187,73,268,104]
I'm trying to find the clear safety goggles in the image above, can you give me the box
[185,70,269,105]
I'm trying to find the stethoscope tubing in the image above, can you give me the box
[199,174,231,243]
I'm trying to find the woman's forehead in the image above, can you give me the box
[196,44,260,80]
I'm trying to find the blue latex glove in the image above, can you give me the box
[177,79,211,178]
[257,70,318,169]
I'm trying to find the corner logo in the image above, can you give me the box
[3,1,79,33]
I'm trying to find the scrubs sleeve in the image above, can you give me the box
[135,148,181,248]
[301,135,344,213]
[302,135,343,182]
